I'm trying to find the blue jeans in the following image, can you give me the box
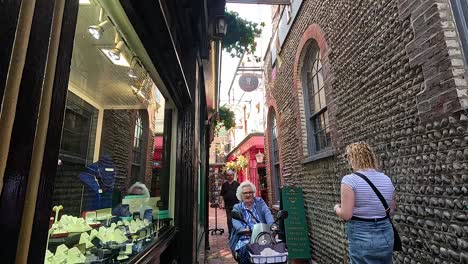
[346,219,393,264]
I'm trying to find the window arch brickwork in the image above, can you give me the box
[293,24,340,160]
[264,92,284,207]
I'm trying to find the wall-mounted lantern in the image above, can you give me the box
[213,16,227,39]
[255,150,264,163]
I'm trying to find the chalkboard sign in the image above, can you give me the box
[281,187,311,260]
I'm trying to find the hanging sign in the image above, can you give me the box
[281,187,311,260]
[238,74,259,92]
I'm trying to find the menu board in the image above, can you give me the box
[281,187,311,260]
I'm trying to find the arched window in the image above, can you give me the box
[269,111,281,205]
[450,0,468,65]
[131,111,145,181]
[302,42,331,154]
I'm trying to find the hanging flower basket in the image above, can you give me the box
[236,155,248,169]
[222,155,248,173]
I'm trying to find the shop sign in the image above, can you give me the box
[281,187,311,260]
[238,74,259,92]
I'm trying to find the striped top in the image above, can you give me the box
[341,169,395,219]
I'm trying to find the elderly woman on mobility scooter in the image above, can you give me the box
[229,181,277,264]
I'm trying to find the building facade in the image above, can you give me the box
[0,0,224,263]
[264,0,468,263]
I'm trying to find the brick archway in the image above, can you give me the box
[292,24,340,156]
[265,92,285,205]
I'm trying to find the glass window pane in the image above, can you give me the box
[320,112,327,131]
[314,131,322,152]
[317,70,324,90]
[317,57,322,71]
[48,3,173,262]
[324,111,329,127]
[319,88,326,110]
[314,92,321,113]
[313,116,321,132]
[311,58,318,75]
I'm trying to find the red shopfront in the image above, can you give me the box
[227,133,268,203]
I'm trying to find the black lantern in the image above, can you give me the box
[214,16,227,38]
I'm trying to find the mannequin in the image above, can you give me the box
[79,155,116,211]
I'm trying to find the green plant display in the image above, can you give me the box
[218,105,235,130]
[223,10,265,60]
[213,106,235,138]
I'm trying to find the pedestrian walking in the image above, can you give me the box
[220,169,240,238]
[334,142,397,264]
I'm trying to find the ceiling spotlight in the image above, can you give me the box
[128,57,139,78]
[88,20,111,40]
[108,41,124,61]
[128,68,137,79]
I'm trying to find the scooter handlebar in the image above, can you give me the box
[238,228,252,237]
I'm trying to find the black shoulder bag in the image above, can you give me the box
[354,172,402,251]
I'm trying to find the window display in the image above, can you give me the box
[44,2,174,263]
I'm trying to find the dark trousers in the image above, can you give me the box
[226,206,233,237]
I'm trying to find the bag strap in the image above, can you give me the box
[353,172,390,217]
[245,208,260,223]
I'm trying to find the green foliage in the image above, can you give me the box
[214,105,235,137]
[219,105,235,130]
[223,10,264,60]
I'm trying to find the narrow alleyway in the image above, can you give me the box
[206,205,237,264]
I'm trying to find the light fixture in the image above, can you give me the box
[213,16,227,38]
[128,57,139,79]
[128,68,137,79]
[79,0,91,4]
[100,46,130,67]
[88,21,111,40]
[255,150,265,163]
[108,40,124,60]
[131,85,148,103]
[131,85,139,94]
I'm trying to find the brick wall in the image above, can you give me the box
[264,0,468,263]
[100,109,154,193]
[100,109,133,192]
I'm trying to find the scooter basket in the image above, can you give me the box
[248,243,288,264]
[249,252,288,264]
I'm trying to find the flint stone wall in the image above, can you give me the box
[263,0,468,263]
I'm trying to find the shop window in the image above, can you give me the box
[301,41,331,155]
[269,111,281,206]
[450,0,468,65]
[45,3,176,263]
[60,92,98,162]
[257,167,268,203]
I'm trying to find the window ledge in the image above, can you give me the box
[302,149,335,164]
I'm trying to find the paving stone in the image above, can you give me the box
[206,205,237,264]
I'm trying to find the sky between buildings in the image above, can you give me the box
[220,3,273,105]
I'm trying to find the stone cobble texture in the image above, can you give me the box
[263,0,468,263]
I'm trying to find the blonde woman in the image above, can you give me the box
[334,142,396,264]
